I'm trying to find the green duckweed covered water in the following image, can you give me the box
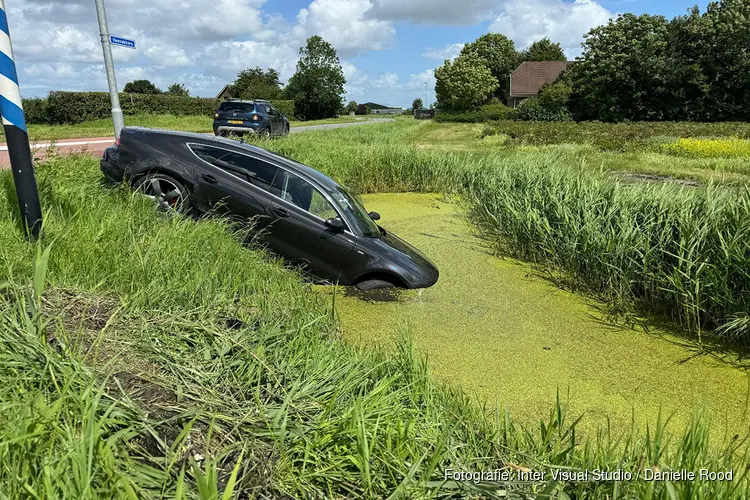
[321,193,750,435]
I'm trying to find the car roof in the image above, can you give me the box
[122,126,341,191]
[220,99,268,104]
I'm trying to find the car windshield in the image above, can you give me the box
[218,102,254,113]
[330,187,380,237]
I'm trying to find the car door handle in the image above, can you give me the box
[273,207,289,218]
[202,174,218,184]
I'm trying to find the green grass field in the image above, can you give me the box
[1,114,364,142]
[1,118,749,497]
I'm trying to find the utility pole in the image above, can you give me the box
[94,0,124,139]
[423,81,426,109]
[0,0,42,238]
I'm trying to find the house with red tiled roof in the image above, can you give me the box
[508,61,570,108]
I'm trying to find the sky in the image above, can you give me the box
[9,0,706,107]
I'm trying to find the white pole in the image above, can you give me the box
[94,0,124,139]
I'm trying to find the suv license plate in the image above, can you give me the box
[228,120,243,125]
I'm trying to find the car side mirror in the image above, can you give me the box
[369,211,381,221]
[325,217,346,231]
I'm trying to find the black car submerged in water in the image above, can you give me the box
[100,127,439,291]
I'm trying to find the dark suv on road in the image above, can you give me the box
[213,99,290,138]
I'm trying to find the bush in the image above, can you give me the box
[21,98,50,125]
[435,103,516,123]
[515,97,572,121]
[46,92,218,124]
[662,138,750,158]
[30,92,294,124]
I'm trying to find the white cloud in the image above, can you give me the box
[373,72,399,88]
[10,0,403,97]
[198,41,299,82]
[488,0,613,58]
[422,43,465,60]
[367,0,498,25]
[294,0,395,57]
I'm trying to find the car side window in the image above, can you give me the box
[189,144,280,191]
[274,171,338,221]
[269,106,278,116]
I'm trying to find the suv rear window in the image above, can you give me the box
[218,102,255,113]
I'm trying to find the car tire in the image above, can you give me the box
[134,173,192,214]
[355,279,396,291]
[259,128,271,140]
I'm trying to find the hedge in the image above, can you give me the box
[434,103,517,123]
[23,92,296,125]
[21,98,51,125]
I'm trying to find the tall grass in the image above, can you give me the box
[0,155,748,497]
[259,122,750,342]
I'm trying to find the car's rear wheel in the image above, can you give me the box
[258,128,271,140]
[355,279,397,291]
[135,173,191,213]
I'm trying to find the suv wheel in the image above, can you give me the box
[258,128,271,140]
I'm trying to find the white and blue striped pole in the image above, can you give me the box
[0,0,42,238]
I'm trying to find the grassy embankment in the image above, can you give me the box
[411,120,750,185]
[0,114,363,142]
[0,145,748,495]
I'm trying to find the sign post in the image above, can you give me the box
[0,0,42,238]
[109,35,135,49]
[94,0,125,139]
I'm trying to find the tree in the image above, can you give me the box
[666,0,750,121]
[435,52,499,110]
[345,101,358,114]
[230,67,283,100]
[285,36,346,120]
[459,34,517,101]
[568,14,673,122]
[166,83,189,96]
[123,79,161,94]
[411,98,423,110]
[520,38,566,62]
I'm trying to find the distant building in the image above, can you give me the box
[216,85,234,100]
[362,102,406,115]
[507,61,570,108]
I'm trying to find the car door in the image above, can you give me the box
[188,143,280,234]
[264,169,361,283]
[265,104,280,135]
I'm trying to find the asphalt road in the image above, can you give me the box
[0,118,395,167]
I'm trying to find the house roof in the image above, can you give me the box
[509,61,570,97]
[362,102,400,110]
[215,84,231,99]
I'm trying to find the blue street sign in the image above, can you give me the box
[110,35,135,49]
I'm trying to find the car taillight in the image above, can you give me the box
[251,114,260,121]
[115,137,121,146]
